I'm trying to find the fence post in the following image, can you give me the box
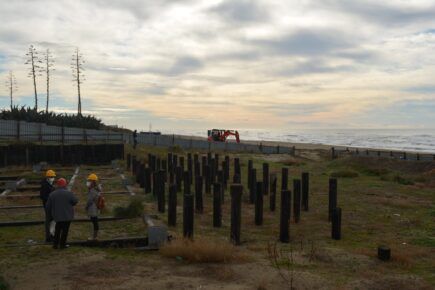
[263,163,269,195]
[301,172,309,211]
[157,171,165,213]
[331,147,335,159]
[183,193,194,239]
[144,167,151,194]
[234,158,241,182]
[176,166,182,192]
[247,160,253,190]
[280,190,291,243]
[168,184,177,226]
[293,179,301,223]
[331,207,342,240]
[329,178,338,222]
[270,173,277,211]
[213,183,222,227]
[281,168,288,190]
[230,184,243,245]
[195,177,203,213]
[255,181,263,225]
[249,168,256,204]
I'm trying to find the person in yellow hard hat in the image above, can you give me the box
[40,170,56,242]
[85,173,103,240]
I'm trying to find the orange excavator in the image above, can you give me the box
[207,129,240,143]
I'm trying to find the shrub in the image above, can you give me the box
[330,170,359,178]
[113,197,144,218]
[160,238,247,263]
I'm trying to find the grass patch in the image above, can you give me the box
[113,197,144,218]
[393,175,415,185]
[160,238,248,263]
[330,170,359,178]
[412,237,435,248]
[281,159,304,167]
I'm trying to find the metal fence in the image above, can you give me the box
[0,120,123,144]
[332,146,435,162]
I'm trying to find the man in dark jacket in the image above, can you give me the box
[40,169,56,242]
[46,178,78,249]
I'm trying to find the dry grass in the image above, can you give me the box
[160,238,248,263]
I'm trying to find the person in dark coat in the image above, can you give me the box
[40,169,56,242]
[46,178,78,249]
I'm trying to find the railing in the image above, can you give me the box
[331,146,435,161]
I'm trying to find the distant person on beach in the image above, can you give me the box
[40,169,56,242]
[46,178,78,249]
[85,173,103,240]
[133,130,138,149]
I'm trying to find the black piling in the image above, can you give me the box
[217,170,225,203]
[378,246,390,261]
[195,177,203,213]
[144,167,151,194]
[263,163,269,195]
[331,207,342,240]
[249,169,256,204]
[157,171,165,213]
[234,158,241,182]
[230,184,243,245]
[247,160,253,190]
[213,183,222,227]
[187,153,193,185]
[168,184,177,226]
[329,178,338,222]
[280,190,291,243]
[255,181,264,226]
[301,172,309,211]
[293,179,301,223]
[183,193,194,239]
[224,156,230,184]
[205,165,211,194]
[281,168,288,190]
[270,173,277,211]
[176,166,183,192]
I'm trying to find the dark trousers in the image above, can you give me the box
[42,201,52,241]
[90,216,99,231]
[53,221,71,249]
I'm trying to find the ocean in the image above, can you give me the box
[162,128,435,154]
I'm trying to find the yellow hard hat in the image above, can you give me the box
[87,173,98,181]
[46,170,56,177]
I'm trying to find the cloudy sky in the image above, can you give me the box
[1,0,435,132]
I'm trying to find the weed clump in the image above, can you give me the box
[160,238,247,263]
[113,197,144,218]
[393,175,414,185]
[330,170,359,178]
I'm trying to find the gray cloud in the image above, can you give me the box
[251,29,355,57]
[276,59,355,77]
[322,0,435,26]
[166,56,203,76]
[209,0,270,23]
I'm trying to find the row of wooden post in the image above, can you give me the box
[126,152,341,243]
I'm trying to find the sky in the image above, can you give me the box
[0,0,435,133]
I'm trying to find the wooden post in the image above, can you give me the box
[331,207,341,240]
[218,170,224,203]
[213,183,222,227]
[293,179,301,223]
[195,177,203,213]
[173,154,178,168]
[127,153,131,170]
[234,158,241,181]
[301,172,309,211]
[270,173,277,212]
[230,184,243,245]
[403,152,407,160]
[176,166,182,192]
[144,167,151,194]
[194,161,200,180]
[281,168,288,190]
[188,153,193,185]
[210,158,216,184]
[263,163,269,195]
[255,181,263,226]
[249,168,256,204]
[139,163,145,188]
[157,171,165,213]
[180,156,185,171]
[247,160,253,190]
[132,156,137,175]
[168,184,177,226]
[378,246,390,261]
[329,178,338,222]
[224,156,230,184]
[280,190,291,243]
[331,147,335,159]
[168,152,173,173]
[183,192,194,239]
[215,153,219,174]
[162,159,167,182]
[205,165,211,194]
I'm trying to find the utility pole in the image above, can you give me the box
[25,45,41,110]
[44,49,55,113]
[71,47,85,116]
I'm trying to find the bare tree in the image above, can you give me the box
[25,45,42,110]
[43,49,55,113]
[5,71,18,109]
[71,47,85,116]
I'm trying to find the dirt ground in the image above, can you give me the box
[1,146,434,290]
